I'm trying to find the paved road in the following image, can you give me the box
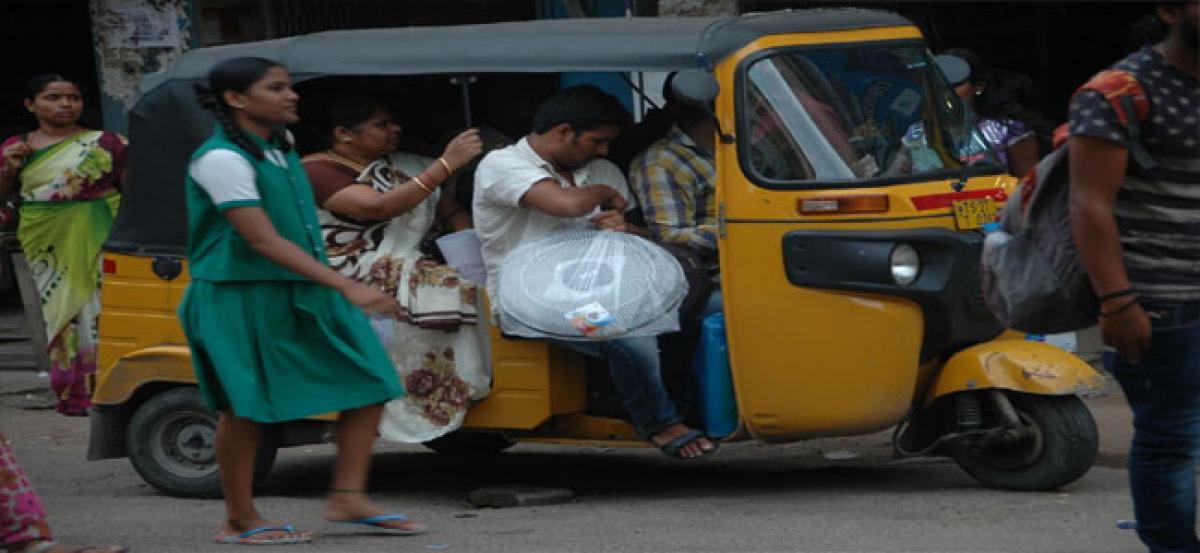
[0,371,1146,553]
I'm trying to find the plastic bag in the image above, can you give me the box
[369,314,397,350]
[496,229,687,340]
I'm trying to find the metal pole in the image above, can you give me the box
[452,76,474,128]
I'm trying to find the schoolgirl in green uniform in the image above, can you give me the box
[180,57,425,545]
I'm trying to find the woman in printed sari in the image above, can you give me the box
[302,97,490,443]
[1,433,125,553]
[0,75,125,417]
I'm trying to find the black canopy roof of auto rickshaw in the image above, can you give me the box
[108,8,913,255]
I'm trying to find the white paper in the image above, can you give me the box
[436,229,487,287]
[1044,332,1078,353]
[1026,331,1078,353]
[95,1,181,48]
[369,315,397,350]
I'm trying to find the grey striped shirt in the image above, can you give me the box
[1070,46,1200,302]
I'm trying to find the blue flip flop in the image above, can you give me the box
[214,524,313,545]
[336,514,428,536]
[656,429,719,459]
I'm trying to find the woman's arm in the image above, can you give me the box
[324,129,484,222]
[223,206,399,316]
[1005,135,1039,177]
[323,179,432,222]
[0,140,32,197]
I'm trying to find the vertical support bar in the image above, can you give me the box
[460,78,474,129]
[11,253,50,374]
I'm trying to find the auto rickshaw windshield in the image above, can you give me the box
[741,40,1004,186]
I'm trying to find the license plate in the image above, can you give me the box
[952,198,997,230]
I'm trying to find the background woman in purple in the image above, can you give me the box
[943,49,1051,177]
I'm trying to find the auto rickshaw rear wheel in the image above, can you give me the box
[127,387,277,498]
[950,392,1097,491]
[424,431,515,456]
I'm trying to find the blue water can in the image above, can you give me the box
[693,313,738,438]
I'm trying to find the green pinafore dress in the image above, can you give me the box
[178,128,402,423]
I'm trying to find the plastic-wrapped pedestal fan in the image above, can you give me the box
[497,229,687,340]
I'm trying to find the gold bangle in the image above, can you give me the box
[412,175,432,192]
[437,157,454,176]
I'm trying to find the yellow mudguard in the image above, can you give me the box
[929,340,1105,401]
[92,344,195,406]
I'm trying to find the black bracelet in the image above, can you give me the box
[1100,298,1140,317]
[1098,288,1136,302]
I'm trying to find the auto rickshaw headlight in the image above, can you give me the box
[889,244,920,285]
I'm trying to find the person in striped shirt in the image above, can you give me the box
[1069,3,1199,551]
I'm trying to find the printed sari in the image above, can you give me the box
[303,151,489,443]
[0,130,125,416]
[0,433,52,548]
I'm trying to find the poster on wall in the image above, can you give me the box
[93,0,180,48]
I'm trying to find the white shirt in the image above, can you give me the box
[472,137,631,311]
[189,147,289,208]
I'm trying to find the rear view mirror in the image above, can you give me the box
[670,69,719,107]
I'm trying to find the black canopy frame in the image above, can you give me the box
[109,8,911,255]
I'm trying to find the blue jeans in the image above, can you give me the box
[1106,301,1200,553]
[551,336,681,437]
[701,290,724,317]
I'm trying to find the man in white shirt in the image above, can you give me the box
[473,86,716,459]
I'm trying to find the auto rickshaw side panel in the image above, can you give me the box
[96,252,584,433]
[461,320,588,430]
[95,253,194,405]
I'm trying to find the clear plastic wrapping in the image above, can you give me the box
[497,229,687,340]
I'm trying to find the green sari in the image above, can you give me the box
[4,129,126,416]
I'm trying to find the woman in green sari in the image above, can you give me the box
[0,74,126,416]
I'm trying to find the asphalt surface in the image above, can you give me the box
[0,369,1148,553]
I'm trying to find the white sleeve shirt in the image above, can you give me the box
[188,149,261,210]
[475,149,554,209]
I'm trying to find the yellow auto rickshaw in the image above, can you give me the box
[88,8,1103,497]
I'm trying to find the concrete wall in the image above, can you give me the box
[89,0,198,133]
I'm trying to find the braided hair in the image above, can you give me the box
[193,57,292,160]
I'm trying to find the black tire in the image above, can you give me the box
[423,432,515,457]
[951,393,1097,491]
[126,387,277,498]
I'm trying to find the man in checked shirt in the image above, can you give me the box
[628,97,722,317]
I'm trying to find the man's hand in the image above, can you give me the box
[591,209,626,232]
[599,188,628,212]
[1101,301,1152,363]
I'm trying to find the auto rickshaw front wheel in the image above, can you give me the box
[126,387,277,498]
[950,392,1097,492]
